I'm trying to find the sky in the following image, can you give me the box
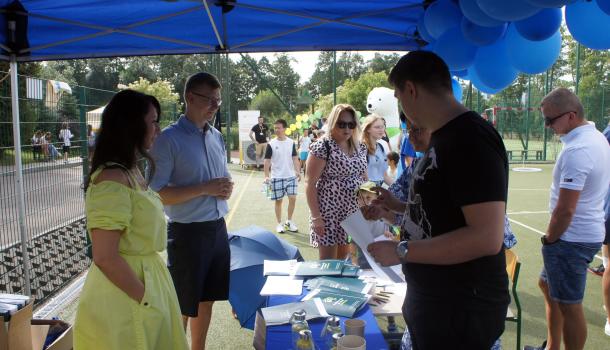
[230,51,407,84]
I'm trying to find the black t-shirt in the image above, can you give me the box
[401,111,510,310]
[251,124,269,144]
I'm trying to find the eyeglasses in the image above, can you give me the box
[336,121,357,129]
[544,111,574,126]
[191,91,222,106]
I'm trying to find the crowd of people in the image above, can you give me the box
[71,51,610,350]
[30,122,78,163]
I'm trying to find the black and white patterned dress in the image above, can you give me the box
[309,138,367,247]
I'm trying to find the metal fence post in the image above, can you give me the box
[10,57,32,296]
[79,86,88,182]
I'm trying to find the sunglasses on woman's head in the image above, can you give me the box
[337,121,357,129]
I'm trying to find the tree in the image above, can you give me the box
[305,51,367,99]
[268,53,300,111]
[249,89,287,119]
[368,53,401,74]
[126,78,181,122]
[338,71,391,116]
[119,56,158,85]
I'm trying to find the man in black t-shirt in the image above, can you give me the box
[368,51,509,350]
[250,116,269,169]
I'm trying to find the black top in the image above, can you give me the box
[401,111,510,310]
[251,123,269,144]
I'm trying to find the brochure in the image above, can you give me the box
[302,288,368,318]
[259,276,304,296]
[294,260,345,277]
[263,259,298,276]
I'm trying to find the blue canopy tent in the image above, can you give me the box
[0,0,425,295]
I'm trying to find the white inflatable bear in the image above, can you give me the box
[366,87,400,150]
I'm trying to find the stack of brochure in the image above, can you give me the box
[260,298,329,326]
[0,294,31,321]
[304,276,375,295]
[302,286,369,318]
[263,259,361,278]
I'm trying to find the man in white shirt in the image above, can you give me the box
[264,119,301,233]
[526,88,610,350]
[58,123,73,163]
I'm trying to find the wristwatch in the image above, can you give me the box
[395,240,409,260]
[541,236,557,245]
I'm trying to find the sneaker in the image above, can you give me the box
[523,340,547,350]
[276,223,285,234]
[285,220,298,232]
[605,319,610,337]
[588,264,605,276]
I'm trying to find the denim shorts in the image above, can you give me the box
[540,239,601,304]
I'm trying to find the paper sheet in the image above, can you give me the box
[340,210,405,283]
[263,259,297,276]
[260,276,303,296]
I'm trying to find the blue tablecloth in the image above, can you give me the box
[264,288,389,350]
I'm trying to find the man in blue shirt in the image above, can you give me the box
[151,72,233,350]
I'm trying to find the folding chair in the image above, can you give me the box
[505,249,522,350]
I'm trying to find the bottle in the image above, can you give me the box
[321,316,342,349]
[330,332,343,350]
[296,329,315,350]
[290,309,310,349]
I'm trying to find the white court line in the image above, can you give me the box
[509,188,549,191]
[507,218,602,261]
[507,210,549,215]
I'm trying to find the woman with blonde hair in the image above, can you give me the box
[362,114,394,187]
[306,104,368,259]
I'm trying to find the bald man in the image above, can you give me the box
[525,88,610,350]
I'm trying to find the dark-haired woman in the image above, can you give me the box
[74,90,188,350]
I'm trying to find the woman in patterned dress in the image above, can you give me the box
[305,104,368,259]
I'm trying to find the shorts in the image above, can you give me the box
[299,151,309,161]
[403,293,505,350]
[167,219,230,317]
[62,145,70,153]
[540,239,601,304]
[269,177,297,201]
[255,143,267,159]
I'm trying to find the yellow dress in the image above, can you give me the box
[74,166,188,350]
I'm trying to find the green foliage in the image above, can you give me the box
[249,89,287,120]
[126,77,182,121]
[338,71,390,116]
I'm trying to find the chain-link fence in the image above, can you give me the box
[471,81,609,163]
[0,73,107,304]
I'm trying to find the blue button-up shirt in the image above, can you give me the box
[150,115,230,223]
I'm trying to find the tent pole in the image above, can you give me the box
[332,51,337,105]
[225,53,231,162]
[10,55,32,297]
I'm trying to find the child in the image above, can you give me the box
[386,151,399,183]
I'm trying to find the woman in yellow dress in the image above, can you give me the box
[74,89,188,350]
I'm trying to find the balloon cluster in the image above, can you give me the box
[419,0,610,94]
[286,111,323,136]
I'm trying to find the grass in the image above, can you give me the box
[52,163,610,349]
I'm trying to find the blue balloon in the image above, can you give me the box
[566,1,610,50]
[473,38,518,90]
[452,69,469,78]
[469,67,501,94]
[597,0,610,16]
[524,0,574,7]
[461,17,507,46]
[417,15,435,43]
[434,27,478,71]
[452,78,463,102]
[515,8,562,41]
[476,0,542,22]
[424,0,463,39]
[506,24,562,74]
[460,0,506,27]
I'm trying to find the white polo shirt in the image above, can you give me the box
[265,137,297,179]
[550,123,610,243]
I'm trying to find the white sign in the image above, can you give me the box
[238,110,261,165]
